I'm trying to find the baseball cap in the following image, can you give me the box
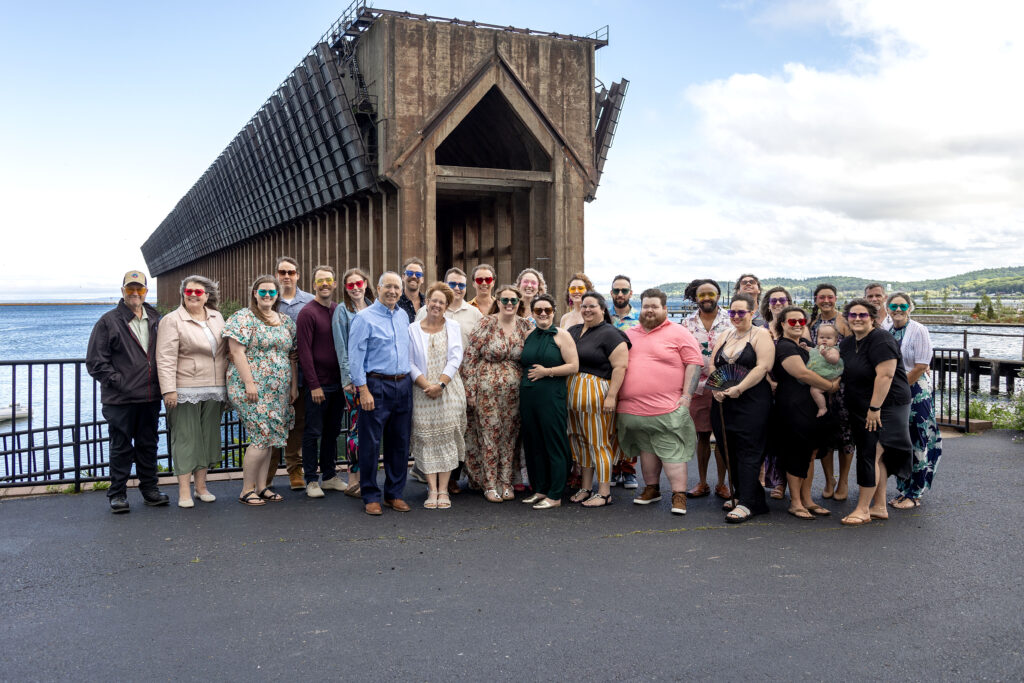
[123,270,148,287]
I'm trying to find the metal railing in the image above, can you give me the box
[931,348,970,432]
[0,359,350,491]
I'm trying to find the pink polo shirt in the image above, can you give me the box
[618,319,703,417]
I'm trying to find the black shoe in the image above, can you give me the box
[141,489,169,506]
[109,495,130,514]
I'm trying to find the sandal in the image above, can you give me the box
[890,495,920,509]
[769,484,785,500]
[570,488,592,504]
[424,491,438,509]
[258,487,283,502]
[533,498,561,509]
[726,504,752,523]
[787,507,815,520]
[238,490,266,506]
[344,482,362,498]
[436,492,451,509]
[582,493,613,508]
[722,498,737,511]
[522,493,544,505]
[840,513,871,526]
[805,504,831,517]
[484,488,503,503]
[500,487,515,501]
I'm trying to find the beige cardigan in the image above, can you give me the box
[156,306,228,394]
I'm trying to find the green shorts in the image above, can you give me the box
[616,404,696,464]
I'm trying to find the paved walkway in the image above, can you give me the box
[1,430,1022,680]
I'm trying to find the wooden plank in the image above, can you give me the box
[435,165,552,182]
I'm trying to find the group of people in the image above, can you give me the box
[87,265,942,526]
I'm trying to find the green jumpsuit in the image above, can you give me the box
[519,326,571,500]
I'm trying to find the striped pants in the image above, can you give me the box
[568,372,624,484]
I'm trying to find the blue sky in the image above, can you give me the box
[2,0,1022,299]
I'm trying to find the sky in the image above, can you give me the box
[1,0,1023,300]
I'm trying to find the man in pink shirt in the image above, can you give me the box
[616,288,704,515]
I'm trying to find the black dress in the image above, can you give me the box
[770,338,827,477]
[710,342,772,515]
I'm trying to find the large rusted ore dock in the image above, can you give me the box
[142,2,627,302]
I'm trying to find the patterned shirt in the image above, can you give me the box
[610,305,640,330]
[681,307,732,393]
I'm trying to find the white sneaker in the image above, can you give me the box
[320,477,346,492]
[306,482,324,498]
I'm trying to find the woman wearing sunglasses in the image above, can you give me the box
[468,264,496,315]
[559,272,594,329]
[885,292,942,510]
[769,306,841,519]
[709,293,775,523]
[223,275,299,506]
[156,275,228,508]
[837,298,913,525]
[330,267,376,497]
[757,285,795,501]
[519,294,579,509]
[462,284,534,502]
[758,286,794,336]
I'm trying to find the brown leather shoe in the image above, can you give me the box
[671,492,687,515]
[383,498,411,512]
[364,502,383,516]
[632,485,661,505]
[288,470,305,491]
[686,482,710,498]
[714,483,730,499]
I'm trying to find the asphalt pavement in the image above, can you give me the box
[1,430,1022,681]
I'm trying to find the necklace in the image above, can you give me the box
[721,328,752,364]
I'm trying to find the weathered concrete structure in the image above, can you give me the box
[143,4,626,304]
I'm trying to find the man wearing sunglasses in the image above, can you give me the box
[297,266,348,498]
[270,256,316,491]
[607,275,640,489]
[87,270,169,513]
[398,257,426,322]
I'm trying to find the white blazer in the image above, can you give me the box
[408,318,464,382]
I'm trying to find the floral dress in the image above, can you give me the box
[462,315,533,491]
[223,308,296,448]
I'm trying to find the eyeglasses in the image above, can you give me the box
[611,288,630,295]
[314,277,335,286]
[786,318,807,327]
[475,276,494,285]
[124,287,147,295]
[739,278,757,286]
[345,279,365,290]
[499,297,519,306]
[579,304,600,310]
[696,292,717,301]
[727,310,748,319]
[447,281,467,291]
[568,286,586,294]
[769,297,789,305]
[533,307,553,316]
[846,312,871,320]
[889,303,910,311]
[183,288,206,297]
[404,270,424,279]
[277,269,297,277]
[257,289,278,298]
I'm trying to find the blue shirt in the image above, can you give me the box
[278,288,315,322]
[348,301,411,386]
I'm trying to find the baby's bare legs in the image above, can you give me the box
[810,387,828,417]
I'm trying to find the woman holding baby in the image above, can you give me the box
[767,306,841,519]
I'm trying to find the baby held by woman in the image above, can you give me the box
[806,324,844,417]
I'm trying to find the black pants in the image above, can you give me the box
[102,401,161,498]
[302,384,344,483]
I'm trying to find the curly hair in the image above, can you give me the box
[759,286,793,324]
[179,274,220,310]
[684,278,720,302]
[565,272,594,309]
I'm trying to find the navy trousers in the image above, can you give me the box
[102,401,161,498]
[302,384,344,483]
[357,375,412,503]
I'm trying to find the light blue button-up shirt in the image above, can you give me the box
[348,301,411,387]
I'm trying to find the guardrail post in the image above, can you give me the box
[73,364,82,493]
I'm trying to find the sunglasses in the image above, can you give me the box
[345,279,365,290]
[568,286,586,294]
[277,269,297,276]
[727,310,748,318]
[183,288,206,297]
[739,279,758,286]
[769,297,789,305]
[786,318,807,327]
[889,303,910,311]
[257,289,278,298]
[124,287,147,295]
[475,276,494,285]
[314,277,335,286]
[846,312,871,320]
[611,288,630,295]
[404,270,424,279]
[533,307,553,315]
[447,281,467,291]
[696,292,717,301]
[499,297,519,306]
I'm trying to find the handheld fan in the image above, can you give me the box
[706,364,748,390]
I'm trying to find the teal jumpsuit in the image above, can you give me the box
[519,327,571,500]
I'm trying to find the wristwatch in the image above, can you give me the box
[439,381,447,391]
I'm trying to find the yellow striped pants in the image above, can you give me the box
[567,372,624,484]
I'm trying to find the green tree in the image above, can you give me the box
[995,294,1004,314]
[941,286,950,309]
[922,291,931,309]
[987,302,996,320]
[973,302,982,316]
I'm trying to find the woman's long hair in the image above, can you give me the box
[759,286,793,324]
[341,267,375,313]
[248,274,282,324]
[488,284,526,316]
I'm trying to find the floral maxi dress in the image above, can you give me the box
[223,308,296,448]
